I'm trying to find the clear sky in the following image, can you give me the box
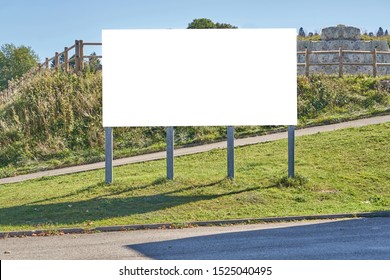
[1,0,389,62]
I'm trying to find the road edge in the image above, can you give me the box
[1,211,390,238]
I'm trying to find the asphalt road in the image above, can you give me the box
[1,217,390,260]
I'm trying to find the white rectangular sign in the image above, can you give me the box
[102,29,297,127]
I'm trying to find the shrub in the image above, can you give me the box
[276,174,309,188]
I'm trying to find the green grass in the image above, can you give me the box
[0,123,389,232]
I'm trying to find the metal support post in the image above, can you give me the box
[105,127,113,184]
[288,125,295,178]
[227,126,235,179]
[166,126,174,180]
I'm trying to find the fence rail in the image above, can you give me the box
[298,48,390,77]
[38,40,102,73]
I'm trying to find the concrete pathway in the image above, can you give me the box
[1,115,389,185]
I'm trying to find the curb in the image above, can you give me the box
[1,211,390,238]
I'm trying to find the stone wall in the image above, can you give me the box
[297,26,390,76]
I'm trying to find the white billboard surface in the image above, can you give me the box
[102,29,297,127]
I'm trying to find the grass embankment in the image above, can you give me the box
[0,71,389,178]
[0,123,389,232]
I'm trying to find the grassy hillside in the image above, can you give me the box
[0,71,389,177]
[0,123,389,232]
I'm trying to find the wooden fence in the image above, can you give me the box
[39,40,102,72]
[297,48,390,77]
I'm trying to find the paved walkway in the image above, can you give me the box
[1,115,389,185]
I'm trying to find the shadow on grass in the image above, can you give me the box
[20,177,172,207]
[0,179,257,228]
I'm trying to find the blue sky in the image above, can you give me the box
[1,0,389,62]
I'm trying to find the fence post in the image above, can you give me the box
[75,40,80,72]
[338,47,343,77]
[45,57,49,69]
[305,48,310,77]
[54,52,59,70]
[64,47,69,73]
[373,48,377,77]
[79,40,84,70]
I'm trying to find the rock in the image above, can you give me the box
[321,26,361,41]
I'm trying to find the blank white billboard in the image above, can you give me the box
[102,29,297,127]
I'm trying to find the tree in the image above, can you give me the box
[215,22,238,29]
[86,52,102,72]
[369,32,374,37]
[0,43,39,90]
[377,27,384,37]
[308,32,314,37]
[187,18,237,29]
[51,53,65,68]
[385,29,389,36]
[298,27,306,37]
[187,18,215,29]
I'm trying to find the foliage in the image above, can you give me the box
[215,22,238,29]
[0,43,39,90]
[297,75,390,124]
[0,71,103,166]
[187,18,237,29]
[51,53,65,68]
[85,52,101,73]
[297,34,321,41]
[377,27,384,37]
[298,27,306,37]
[276,174,309,188]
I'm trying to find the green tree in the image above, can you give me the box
[51,53,65,68]
[377,27,384,37]
[85,52,102,73]
[298,27,306,37]
[187,18,237,29]
[215,22,238,29]
[0,43,39,90]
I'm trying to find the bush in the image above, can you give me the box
[276,174,309,188]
